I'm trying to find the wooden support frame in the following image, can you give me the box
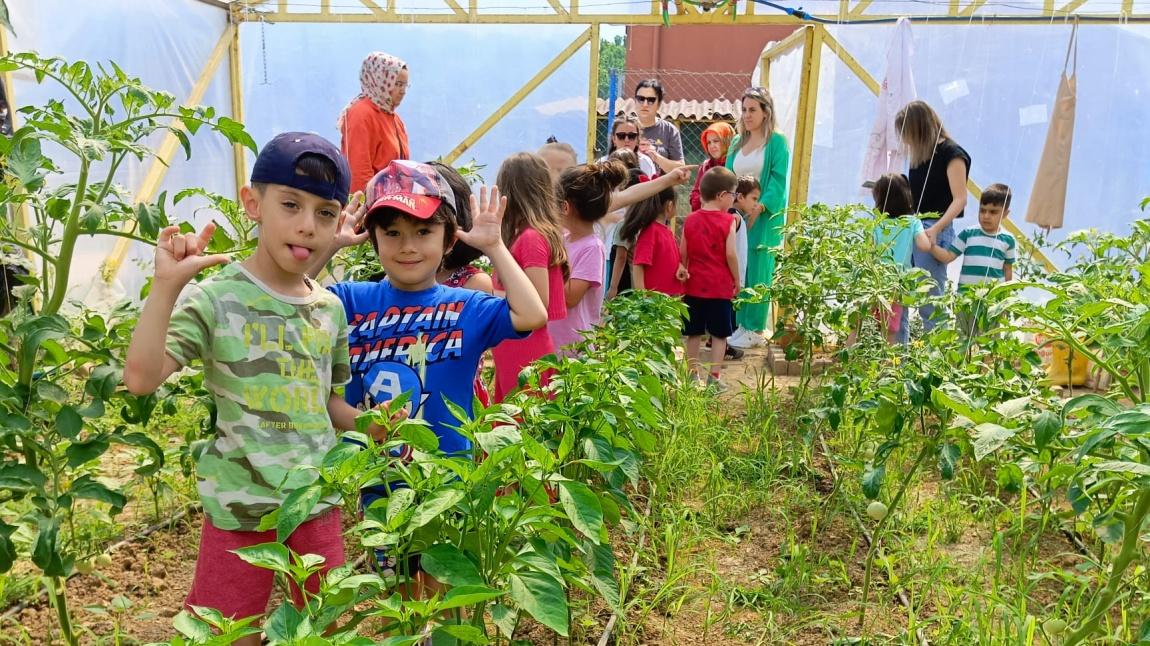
[585,23,601,161]
[442,27,592,164]
[102,22,237,282]
[228,5,247,200]
[786,25,823,215]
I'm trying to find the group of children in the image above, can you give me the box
[121,117,1017,635]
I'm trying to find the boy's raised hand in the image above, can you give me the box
[334,191,370,249]
[458,186,508,253]
[153,223,229,286]
[667,165,698,186]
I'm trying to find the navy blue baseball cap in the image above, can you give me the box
[250,132,352,206]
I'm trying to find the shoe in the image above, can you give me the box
[707,375,728,393]
[728,328,752,349]
[724,345,744,360]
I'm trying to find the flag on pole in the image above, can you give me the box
[859,18,917,194]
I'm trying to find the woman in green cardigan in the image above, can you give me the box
[726,86,789,349]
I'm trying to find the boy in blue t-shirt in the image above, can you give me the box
[320,161,547,580]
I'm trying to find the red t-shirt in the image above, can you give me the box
[495,227,567,321]
[683,209,737,299]
[631,221,684,296]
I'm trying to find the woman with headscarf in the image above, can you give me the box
[689,121,735,211]
[338,52,411,194]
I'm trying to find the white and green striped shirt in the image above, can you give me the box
[947,227,1016,288]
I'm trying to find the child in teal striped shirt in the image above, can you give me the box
[930,183,1016,336]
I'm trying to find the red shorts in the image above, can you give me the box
[186,507,345,620]
[874,302,903,335]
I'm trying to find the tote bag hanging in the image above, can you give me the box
[1025,23,1078,230]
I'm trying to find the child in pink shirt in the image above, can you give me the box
[548,160,630,355]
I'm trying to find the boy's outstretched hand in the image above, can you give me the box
[334,191,370,249]
[667,165,698,186]
[458,186,508,253]
[154,223,230,286]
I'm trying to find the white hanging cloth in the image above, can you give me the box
[859,17,917,193]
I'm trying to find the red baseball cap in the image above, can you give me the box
[364,160,457,222]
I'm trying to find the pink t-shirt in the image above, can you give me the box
[549,233,605,355]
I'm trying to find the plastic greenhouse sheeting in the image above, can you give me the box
[808,23,1150,263]
[5,0,595,299]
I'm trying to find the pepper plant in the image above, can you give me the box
[0,52,254,645]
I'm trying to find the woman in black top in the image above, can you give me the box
[895,101,971,337]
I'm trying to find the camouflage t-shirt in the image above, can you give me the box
[166,263,351,531]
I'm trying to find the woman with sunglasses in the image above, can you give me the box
[338,52,411,194]
[605,116,658,177]
[725,86,789,350]
[633,79,685,174]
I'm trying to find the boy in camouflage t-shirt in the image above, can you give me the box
[125,133,375,634]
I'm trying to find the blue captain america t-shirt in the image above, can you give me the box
[328,280,524,455]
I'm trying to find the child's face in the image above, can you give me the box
[540,149,577,182]
[735,188,761,214]
[715,188,737,212]
[242,184,342,275]
[612,125,640,152]
[705,133,723,160]
[979,203,1007,234]
[373,215,451,291]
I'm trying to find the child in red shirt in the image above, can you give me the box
[681,167,739,390]
[622,186,686,296]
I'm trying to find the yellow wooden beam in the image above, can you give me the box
[443,0,468,17]
[547,0,571,16]
[761,25,809,61]
[848,0,873,18]
[787,25,822,212]
[822,28,880,94]
[442,27,592,165]
[102,22,236,282]
[1056,0,1090,14]
[585,22,601,162]
[957,0,988,17]
[358,0,389,15]
[0,26,36,268]
[228,6,247,201]
[760,53,771,87]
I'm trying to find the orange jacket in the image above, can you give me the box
[340,97,410,195]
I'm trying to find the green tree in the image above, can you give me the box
[597,35,626,99]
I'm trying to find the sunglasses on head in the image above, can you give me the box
[744,86,768,99]
[614,131,639,140]
[634,95,659,105]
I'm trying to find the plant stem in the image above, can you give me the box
[1063,487,1150,646]
[858,430,934,630]
[46,576,78,646]
[42,159,90,317]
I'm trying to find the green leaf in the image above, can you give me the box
[510,571,568,636]
[1093,512,1124,544]
[433,624,491,644]
[1033,411,1062,452]
[1062,394,1122,419]
[938,443,960,481]
[70,475,127,515]
[408,489,464,531]
[32,517,68,577]
[1102,408,1150,438]
[0,519,18,573]
[113,432,165,477]
[932,384,991,424]
[584,540,621,612]
[233,541,291,574]
[558,481,604,543]
[276,485,323,542]
[862,463,885,500]
[173,610,214,641]
[490,603,517,638]
[36,380,68,404]
[385,487,416,520]
[421,543,484,588]
[475,425,522,456]
[264,602,312,642]
[1091,460,1150,478]
[972,423,1017,461]
[438,585,504,611]
[66,436,110,467]
[397,421,440,453]
[0,463,47,490]
[0,0,15,37]
[55,406,83,440]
